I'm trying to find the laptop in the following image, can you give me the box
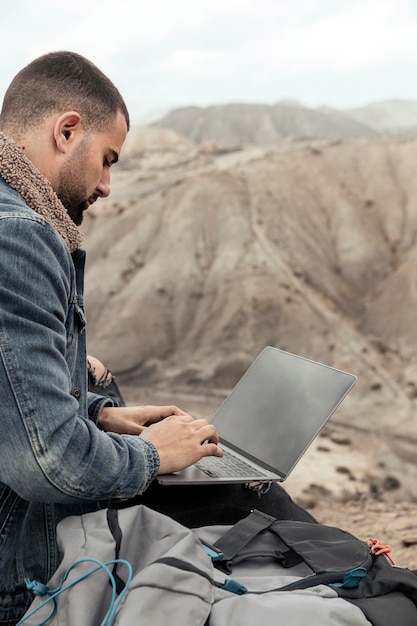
[157,346,357,485]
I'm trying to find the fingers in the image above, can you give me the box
[168,405,192,417]
[200,441,224,458]
[99,406,195,433]
[193,420,220,445]
[142,405,194,424]
[146,416,217,438]
[140,415,222,474]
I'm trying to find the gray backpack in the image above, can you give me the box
[20,505,417,625]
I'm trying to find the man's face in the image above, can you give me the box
[57,112,127,225]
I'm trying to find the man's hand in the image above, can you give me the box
[139,415,223,475]
[97,405,191,435]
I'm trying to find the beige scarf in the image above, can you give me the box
[0,133,83,252]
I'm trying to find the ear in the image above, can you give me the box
[53,111,83,154]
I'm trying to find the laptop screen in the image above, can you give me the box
[211,347,356,478]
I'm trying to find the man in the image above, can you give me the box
[0,51,223,624]
[0,52,314,624]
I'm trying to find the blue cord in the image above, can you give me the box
[17,558,133,626]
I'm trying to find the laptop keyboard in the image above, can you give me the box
[195,448,271,479]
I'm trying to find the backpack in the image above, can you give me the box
[19,504,417,626]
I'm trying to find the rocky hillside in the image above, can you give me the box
[78,125,417,560]
[82,126,417,502]
[343,99,417,133]
[149,99,417,146]
[151,102,377,145]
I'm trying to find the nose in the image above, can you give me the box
[96,168,111,198]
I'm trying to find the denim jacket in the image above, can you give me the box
[0,177,160,622]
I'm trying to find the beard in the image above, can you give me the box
[57,139,91,226]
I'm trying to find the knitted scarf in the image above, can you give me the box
[0,133,83,252]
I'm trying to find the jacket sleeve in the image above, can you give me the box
[0,213,160,503]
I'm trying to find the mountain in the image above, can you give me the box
[148,99,417,146]
[78,124,417,531]
[149,102,377,145]
[344,99,417,132]
[82,127,417,438]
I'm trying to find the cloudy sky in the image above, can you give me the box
[2,0,417,124]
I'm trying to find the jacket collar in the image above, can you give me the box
[0,132,83,252]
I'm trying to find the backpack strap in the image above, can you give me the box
[209,509,373,588]
[212,509,303,573]
[213,509,276,561]
[106,509,128,595]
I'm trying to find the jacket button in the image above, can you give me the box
[72,388,82,399]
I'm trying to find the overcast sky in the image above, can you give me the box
[2,0,417,125]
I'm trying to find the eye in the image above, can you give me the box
[104,151,119,168]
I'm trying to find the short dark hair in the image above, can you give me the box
[0,51,130,134]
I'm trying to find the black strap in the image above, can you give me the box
[106,509,127,595]
[214,509,277,561]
